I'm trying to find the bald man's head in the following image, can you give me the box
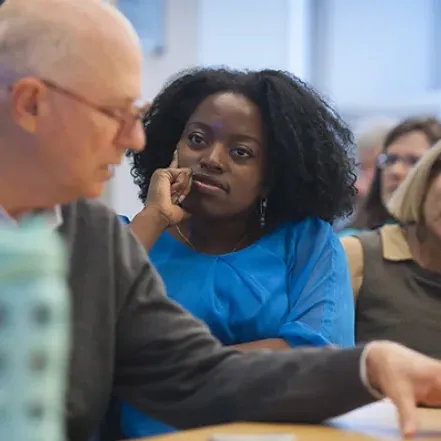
[0,0,141,86]
[0,0,146,210]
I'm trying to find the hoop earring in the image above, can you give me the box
[259,198,267,229]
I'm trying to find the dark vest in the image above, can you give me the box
[355,229,441,358]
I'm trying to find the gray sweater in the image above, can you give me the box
[59,199,373,441]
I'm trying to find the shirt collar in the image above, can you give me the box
[0,206,63,230]
[381,224,413,261]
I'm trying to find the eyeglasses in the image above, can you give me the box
[12,79,149,145]
[377,153,422,170]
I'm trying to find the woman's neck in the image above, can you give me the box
[175,215,260,255]
[406,226,441,273]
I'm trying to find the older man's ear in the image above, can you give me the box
[9,78,46,134]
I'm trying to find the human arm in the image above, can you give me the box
[129,205,169,252]
[364,341,441,437]
[129,166,192,252]
[233,220,354,352]
[112,219,441,436]
[112,219,371,426]
[340,235,364,300]
[115,271,370,427]
[232,339,290,351]
[278,220,355,348]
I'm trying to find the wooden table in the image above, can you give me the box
[146,401,441,441]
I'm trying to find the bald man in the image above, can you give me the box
[1,1,441,441]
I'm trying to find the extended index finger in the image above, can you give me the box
[389,380,418,437]
[170,150,178,168]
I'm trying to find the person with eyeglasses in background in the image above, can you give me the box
[339,116,441,237]
[2,1,441,441]
[333,118,397,233]
[342,141,441,361]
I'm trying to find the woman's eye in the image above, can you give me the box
[188,133,205,145]
[231,147,251,159]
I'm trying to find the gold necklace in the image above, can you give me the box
[175,224,248,253]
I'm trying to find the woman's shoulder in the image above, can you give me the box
[266,218,350,277]
[268,218,337,263]
[279,217,334,242]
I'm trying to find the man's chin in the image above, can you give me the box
[82,182,107,201]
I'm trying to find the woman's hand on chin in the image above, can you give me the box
[130,162,192,251]
[143,166,193,228]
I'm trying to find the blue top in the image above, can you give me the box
[119,217,355,438]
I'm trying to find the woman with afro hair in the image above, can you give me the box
[119,67,357,438]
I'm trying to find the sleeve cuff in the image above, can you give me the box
[360,342,384,400]
[278,322,332,348]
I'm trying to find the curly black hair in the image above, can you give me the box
[128,67,357,224]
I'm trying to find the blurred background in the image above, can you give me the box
[102,0,441,218]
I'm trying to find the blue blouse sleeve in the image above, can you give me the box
[278,219,355,348]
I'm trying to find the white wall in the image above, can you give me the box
[286,0,313,81]
[197,0,312,77]
[197,0,288,70]
[318,0,434,105]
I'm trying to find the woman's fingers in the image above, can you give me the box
[170,169,192,204]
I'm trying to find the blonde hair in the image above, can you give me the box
[388,140,441,223]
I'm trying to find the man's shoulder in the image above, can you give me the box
[57,198,128,254]
[57,198,146,264]
[61,198,116,222]
[58,198,121,234]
